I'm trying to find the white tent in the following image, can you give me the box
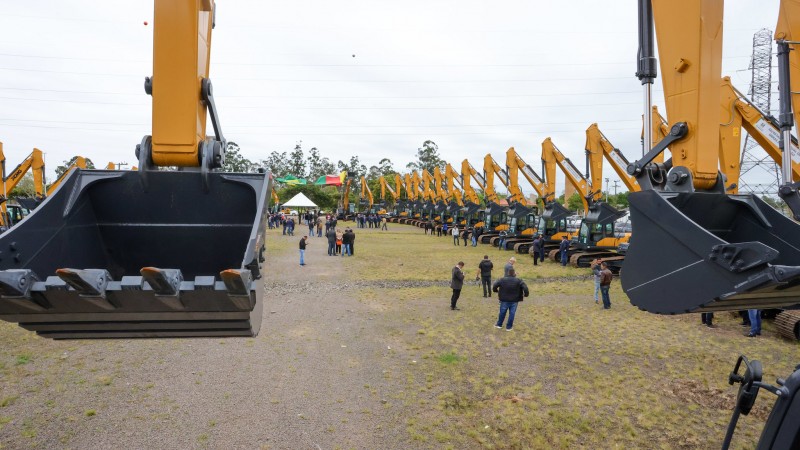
[281,192,318,208]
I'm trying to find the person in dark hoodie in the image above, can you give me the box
[492,268,529,331]
[342,228,355,257]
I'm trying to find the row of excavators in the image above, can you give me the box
[0,0,797,445]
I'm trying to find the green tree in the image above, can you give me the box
[307,147,337,179]
[612,191,629,208]
[287,142,306,177]
[378,158,395,176]
[566,192,583,211]
[222,141,255,172]
[259,151,289,177]
[405,140,444,174]
[55,156,96,178]
[8,173,35,198]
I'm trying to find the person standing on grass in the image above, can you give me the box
[590,258,602,304]
[559,235,569,266]
[452,225,460,246]
[335,228,343,255]
[341,228,353,257]
[599,262,613,309]
[299,235,308,266]
[535,235,546,264]
[381,216,388,230]
[478,255,494,298]
[326,227,337,256]
[504,257,516,276]
[450,261,465,310]
[493,268,529,331]
[746,309,762,337]
[472,226,481,246]
[316,216,323,237]
[462,228,469,246]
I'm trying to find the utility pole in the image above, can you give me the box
[604,178,610,202]
[612,180,620,196]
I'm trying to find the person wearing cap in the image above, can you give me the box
[299,235,308,266]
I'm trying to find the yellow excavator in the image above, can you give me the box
[477,154,511,244]
[624,1,800,445]
[358,176,376,213]
[460,159,487,229]
[48,157,87,197]
[719,75,800,188]
[0,147,45,230]
[0,1,272,339]
[441,163,465,225]
[19,156,89,212]
[502,147,549,253]
[539,138,582,251]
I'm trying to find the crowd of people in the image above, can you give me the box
[271,210,393,267]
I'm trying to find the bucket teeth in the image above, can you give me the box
[140,267,185,310]
[55,268,115,310]
[220,269,253,310]
[0,269,37,297]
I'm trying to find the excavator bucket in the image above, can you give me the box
[622,190,800,314]
[0,168,271,339]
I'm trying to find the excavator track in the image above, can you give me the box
[775,310,800,341]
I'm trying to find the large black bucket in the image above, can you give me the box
[622,190,800,314]
[0,169,271,338]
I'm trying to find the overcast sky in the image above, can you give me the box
[0,0,782,196]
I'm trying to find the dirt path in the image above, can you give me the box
[0,228,412,449]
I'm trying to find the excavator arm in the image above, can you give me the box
[719,76,800,185]
[585,124,641,192]
[146,0,223,169]
[46,157,86,197]
[462,159,485,203]
[444,164,464,207]
[271,187,279,206]
[483,154,508,204]
[503,148,528,206]
[359,176,374,210]
[542,138,595,213]
[506,147,546,201]
[2,148,45,204]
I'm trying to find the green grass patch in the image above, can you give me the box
[437,352,462,365]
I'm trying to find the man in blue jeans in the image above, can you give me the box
[299,235,308,266]
[559,235,570,266]
[492,268,529,331]
[746,309,762,337]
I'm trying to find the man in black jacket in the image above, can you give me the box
[342,228,355,257]
[299,235,308,266]
[478,255,494,298]
[326,227,337,256]
[492,268,529,331]
[450,261,465,310]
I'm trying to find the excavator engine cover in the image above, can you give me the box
[622,190,800,314]
[0,169,271,339]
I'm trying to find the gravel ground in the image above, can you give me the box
[0,233,418,449]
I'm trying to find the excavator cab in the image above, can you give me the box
[0,1,272,339]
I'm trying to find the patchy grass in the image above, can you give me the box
[342,222,800,449]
